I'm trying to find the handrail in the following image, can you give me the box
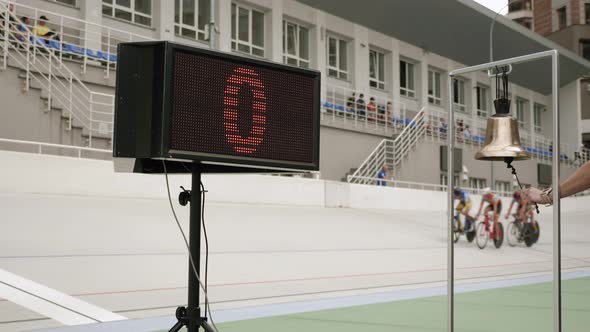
[0,137,111,159]
[3,0,153,77]
[347,107,428,184]
[0,3,115,146]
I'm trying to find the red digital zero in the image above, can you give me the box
[223,67,267,155]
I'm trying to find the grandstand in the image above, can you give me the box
[0,0,590,331]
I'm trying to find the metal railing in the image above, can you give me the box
[0,137,111,159]
[2,0,152,78]
[347,107,427,185]
[321,84,409,135]
[0,3,114,146]
[421,107,590,166]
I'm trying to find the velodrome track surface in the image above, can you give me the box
[0,152,589,331]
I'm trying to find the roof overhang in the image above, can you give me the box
[296,0,590,94]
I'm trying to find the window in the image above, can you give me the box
[476,86,489,117]
[516,98,527,128]
[495,181,512,194]
[102,0,152,26]
[428,70,442,106]
[453,78,466,113]
[469,177,487,190]
[534,103,544,133]
[586,3,590,24]
[50,0,77,6]
[400,60,415,98]
[174,0,211,41]
[440,174,460,187]
[581,40,590,60]
[283,20,309,68]
[231,3,265,57]
[369,49,385,90]
[327,35,348,80]
[557,6,567,30]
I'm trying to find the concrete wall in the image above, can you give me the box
[394,138,578,188]
[3,150,588,213]
[319,126,384,181]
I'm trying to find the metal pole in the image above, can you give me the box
[551,50,561,332]
[447,74,455,332]
[187,164,202,332]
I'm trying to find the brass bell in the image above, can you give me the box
[475,98,529,161]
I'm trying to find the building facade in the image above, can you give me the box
[1,0,585,188]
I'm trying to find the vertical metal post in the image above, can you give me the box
[551,50,561,332]
[2,3,8,70]
[68,74,72,131]
[82,22,87,74]
[25,30,30,91]
[187,164,202,332]
[32,9,37,63]
[89,93,93,147]
[47,50,52,111]
[59,16,63,67]
[106,29,111,78]
[447,74,455,332]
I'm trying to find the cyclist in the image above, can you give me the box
[453,187,474,232]
[504,191,528,223]
[474,188,502,240]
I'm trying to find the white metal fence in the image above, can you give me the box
[0,137,112,159]
[2,0,152,78]
[0,2,115,146]
[321,84,409,135]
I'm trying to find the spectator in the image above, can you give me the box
[377,103,386,122]
[356,93,366,118]
[367,97,376,121]
[464,125,471,142]
[33,16,59,42]
[376,165,390,186]
[456,119,464,142]
[439,117,448,134]
[346,92,356,112]
[16,16,30,41]
[574,143,584,165]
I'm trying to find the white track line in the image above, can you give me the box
[0,268,126,325]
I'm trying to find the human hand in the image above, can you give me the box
[524,187,553,205]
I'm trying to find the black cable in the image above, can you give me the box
[506,160,540,214]
[200,180,210,319]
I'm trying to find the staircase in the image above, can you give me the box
[0,1,150,149]
[347,107,428,185]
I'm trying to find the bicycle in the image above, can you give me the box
[507,213,540,247]
[475,212,504,249]
[453,213,476,243]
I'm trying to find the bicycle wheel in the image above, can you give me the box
[476,222,488,249]
[532,221,540,244]
[493,222,504,248]
[523,222,539,247]
[507,222,519,247]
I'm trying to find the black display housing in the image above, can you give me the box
[113,41,321,173]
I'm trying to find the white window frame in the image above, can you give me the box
[495,180,512,194]
[453,78,467,113]
[516,97,527,128]
[231,3,265,57]
[469,177,487,190]
[326,35,348,80]
[102,0,152,27]
[49,0,77,7]
[428,69,442,106]
[175,0,210,42]
[400,60,416,98]
[369,49,386,90]
[283,20,309,68]
[534,103,544,133]
[476,85,489,117]
[441,174,460,187]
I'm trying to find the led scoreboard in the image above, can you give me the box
[113,41,320,173]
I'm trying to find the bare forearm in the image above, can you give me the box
[559,161,590,198]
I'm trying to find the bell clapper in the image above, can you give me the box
[504,157,540,214]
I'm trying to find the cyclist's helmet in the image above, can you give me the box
[482,187,492,196]
[453,187,461,196]
[513,191,522,200]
